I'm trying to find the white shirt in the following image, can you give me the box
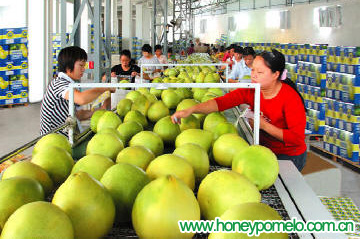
[138,56,161,72]
[156,55,168,64]
[228,59,252,81]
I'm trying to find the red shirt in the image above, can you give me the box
[214,83,306,156]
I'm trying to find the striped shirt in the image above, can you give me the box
[40,72,76,136]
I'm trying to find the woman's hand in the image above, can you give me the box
[131,71,138,77]
[171,108,193,124]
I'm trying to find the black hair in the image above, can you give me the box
[168,47,173,54]
[243,47,256,56]
[142,44,152,53]
[220,45,225,52]
[226,46,231,51]
[120,49,131,59]
[154,45,162,51]
[191,43,194,47]
[234,46,244,54]
[259,49,306,112]
[58,46,87,73]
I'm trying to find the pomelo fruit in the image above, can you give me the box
[203,112,228,132]
[52,172,115,239]
[173,143,209,183]
[131,94,151,116]
[147,100,170,122]
[125,90,142,102]
[201,94,217,103]
[90,109,106,133]
[153,116,181,144]
[176,98,198,111]
[232,145,279,191]
[97,127,125,145]
[86,133,124,161]
[208,88,223,96]
[97,111,122,132]
[0,177,44,231]
[175,129,213,152]
[146,154,195,190]
[208,202,288,239]
[150,87,162,98]
[129,131,164,156]
[2,161,53,195]
[137,88,149,95]
[100,163,150,222]
[213,133,249,166]
[197,170,261,220]
[132,175,200,239]
[143,92,158,104]
[123,110,148,128]
[71,154,115,181]
[193,88,208,102]
[179,114,200,131]
[117,121,143,144]
[33,133,72,156]
[1,201,74,239]
[161,89,181,109]
[213,122,238,140]
[116,98,132,118]
[116,146,155,170]
[31,146,74,185]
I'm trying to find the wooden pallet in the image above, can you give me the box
[310,143,360,174]
[0,103,28,108]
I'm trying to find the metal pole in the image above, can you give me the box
[60,0,66,48]
[152,0,156,48]
[164,0,168,55]
[105,0,112,81]
[74,0,81,46]
[253,83,260,145]
[94,0,101,82]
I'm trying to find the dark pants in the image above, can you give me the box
[277,151,307,171]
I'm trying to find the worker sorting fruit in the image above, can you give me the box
[172,49,307,171]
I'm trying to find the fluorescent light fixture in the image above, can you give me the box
[236,12,249,30]
[266,11,280,28]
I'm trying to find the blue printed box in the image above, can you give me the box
[9,74,28,95]
[0,44,9,61]
[12,59,28,74]
[338,64,348,74]
[0,28,27,44]
[9,43,27,61]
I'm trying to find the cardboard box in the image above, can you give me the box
[0,44,9,61]
[9,43,27,61]
[0,27,27,44]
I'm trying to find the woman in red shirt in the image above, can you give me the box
[171,49,307,171]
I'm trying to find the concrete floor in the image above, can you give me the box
[0,102,359,208]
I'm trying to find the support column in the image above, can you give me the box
[142,5,151,44]
[28,0,46,102]
[122,0,132,50]
[135,4,143,40]
[73,0,81,46]
[80,0,88,53]
[111,0,118,36]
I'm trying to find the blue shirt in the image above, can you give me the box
[228,60,252,81]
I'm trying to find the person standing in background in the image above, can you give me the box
[138,44,161,75]
[228,47,256,83]
[154,45,168,64]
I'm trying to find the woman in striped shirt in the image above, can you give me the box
[40,46,113,136]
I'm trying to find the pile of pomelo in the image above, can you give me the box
[0,86,284,239]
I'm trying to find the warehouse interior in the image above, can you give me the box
[0,0,360,238]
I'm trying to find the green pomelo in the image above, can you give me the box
[201,94,217,103]
[31,146,74,185]
[97,111,122,132]
[100,163,150,222]
[137,88,149,95]
[193,88,208,102]
[197,170,261,220]
[212,122,238,140]
[2,161,53,195]
[208,203,288,239]
[147,101,170,122]
[143,92,158,104]
[213,133,249,166]
[175,129,213,152]
[117,121,143,144]
[146,154,195,190]
[33,133,72,156]
[150,87,162,98]
[161,89,181,109]
[204,73,218,83]
[153,116,181,144]
[97,127,125,145]
[129,131,164,156]
[132,175,200,239]
[208,88,223,96]
[179,114,200,131]
[116,98,132,118]
[90,109,106,133]
[1,202,73,239]
[232,145,279,191]
[71,154,115,181]
[125,90,142,102]
[176,99,198,111]
[52,172,115,239]
[203,112,228,132]
[173,143,209,182]
[0,177,44,231]
[131,94,151,116]
[123,110,148,128]
[116,146,155,170]
[86,133,124,161]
